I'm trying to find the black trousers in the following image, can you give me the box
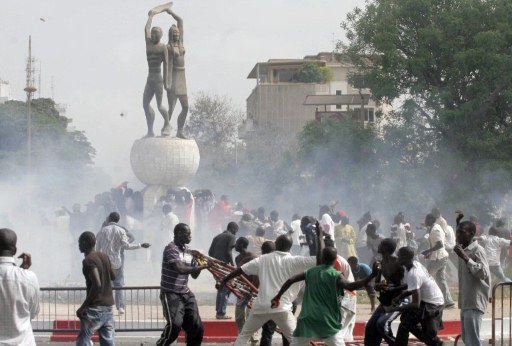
[394,301,444,346]
[157,291,204,346]
[260,319,290,346]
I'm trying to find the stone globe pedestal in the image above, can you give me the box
[130,137,200,218]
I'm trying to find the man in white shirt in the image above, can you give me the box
[384,246,444,346]
[324,237,357,342]
[0,228,40,346]
[476,226,512,282]
[289,214,304,255]
[421,213,455,308]
[96,212,150,314]
[161,204,179,239]
[222,232,320,345]
[356,212,372,264]
[269,210,288,240]
[319,205,336,242]
[391,212,408,252]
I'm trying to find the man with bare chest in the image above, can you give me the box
[143,8,170,137]
[365,238,406,346]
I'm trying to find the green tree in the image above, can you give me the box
[186,92,244,183]
[296,118,381,208]
[185,92,244,149]
[340,0,512,213]
[0,98,95,173]
[293,62,333,83]
[0,98,98,205]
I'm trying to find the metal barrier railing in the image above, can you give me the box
[33,286,165,332]
[491,281,512,346]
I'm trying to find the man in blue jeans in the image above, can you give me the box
[209,221,238,319]
[76,231,116,346]
[96,212,150,314]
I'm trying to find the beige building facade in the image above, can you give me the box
[246,52,380,133]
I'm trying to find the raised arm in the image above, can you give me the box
[145,12,155,42]
[146,2,173,41]
[316,221,324,265]
[166,8,184,42]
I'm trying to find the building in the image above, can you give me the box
[246,52,381,134]
[0,79,12,104]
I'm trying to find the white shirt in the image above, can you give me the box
[0,257,40,346]
[395,223,408,251]
[445,225,456,250]
[161,212,180,238]
[320,213,336,241]
[356,222,371,248]
[405,261,444,306]
[428,224,448,260]
[241,252,316,314]
[271,219,287,239]
[290,219,302,246]
[337,255,354,282]
[479,235,510,266]
[336,255,357,312]
[96,223,141,269]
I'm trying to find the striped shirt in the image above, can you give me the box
[161,242,197,294]
[96,223,141,269]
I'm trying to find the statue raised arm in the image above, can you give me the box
[142,4,172,137]
[165,8,189,139]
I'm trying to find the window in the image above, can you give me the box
[336,90,342,109]
[352,108,375,123]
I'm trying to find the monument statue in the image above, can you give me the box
[143,3,171,137]
[132,3,199,219]
[164,7,189,139]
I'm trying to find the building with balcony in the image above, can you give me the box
[246,52,381,134]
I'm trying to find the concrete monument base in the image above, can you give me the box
[130,136,200,218]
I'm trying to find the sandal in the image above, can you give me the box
[215,315,232,320]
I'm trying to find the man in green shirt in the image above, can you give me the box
[271,245,379,345]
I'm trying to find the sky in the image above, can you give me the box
[1,0,365,184]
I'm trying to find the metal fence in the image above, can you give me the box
[491,281,512,346]
[33,286,165,333]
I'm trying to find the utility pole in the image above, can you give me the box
[24,36,37,214]
[38,61,42,98]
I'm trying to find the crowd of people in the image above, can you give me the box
[2,189,512,345]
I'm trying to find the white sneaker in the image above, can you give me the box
[118,308,125,315]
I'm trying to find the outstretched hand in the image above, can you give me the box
[141,243,151,248]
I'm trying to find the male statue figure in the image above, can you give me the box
[143,4,171,137]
